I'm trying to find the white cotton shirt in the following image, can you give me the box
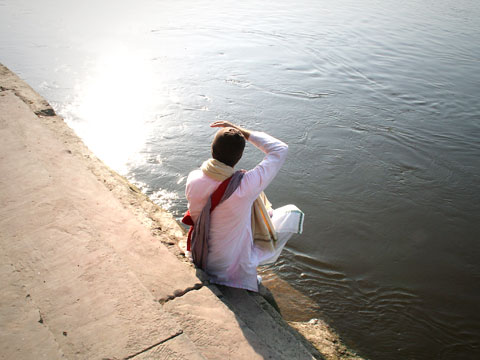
[185,131,288,291]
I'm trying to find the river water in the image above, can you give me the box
[1,0,479,358]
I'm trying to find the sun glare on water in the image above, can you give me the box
[65,46,157,174]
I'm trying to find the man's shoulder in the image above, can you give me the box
[188,168,203,177]
[186,168,219,187]
[187,169,205,183]
[186,168,222,202]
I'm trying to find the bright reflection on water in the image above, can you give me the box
[62,47,156,173]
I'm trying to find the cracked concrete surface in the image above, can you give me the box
[0,89,200,359]
[0,254,64,360]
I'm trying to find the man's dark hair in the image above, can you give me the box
[211,127,246,167]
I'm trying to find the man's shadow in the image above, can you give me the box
[206,275,323,359]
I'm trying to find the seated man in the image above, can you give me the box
[184,121,303,292]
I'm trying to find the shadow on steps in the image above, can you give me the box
[215,284,325,360]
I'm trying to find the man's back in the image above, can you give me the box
[186,129,288,291]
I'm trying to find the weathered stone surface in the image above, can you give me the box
[289,320,363,360]
[164,286,289,359]
[0,254,64,360]
[0,64,54,116]
[0,89,203,301]
[132,333,206,360]
[0,92,199,359]
[218,286,316,360]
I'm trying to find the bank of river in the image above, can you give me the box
[1,63,364,360]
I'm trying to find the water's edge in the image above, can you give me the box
[0,63,363,360]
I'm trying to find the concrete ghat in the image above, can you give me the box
[0,64,308,359]
[0,63,362,360]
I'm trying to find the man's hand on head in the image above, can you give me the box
[210,121,251,140]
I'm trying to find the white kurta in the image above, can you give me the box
[185,131,288,291]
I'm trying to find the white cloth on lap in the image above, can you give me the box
[257,204,304,265]
[272,204,304,234]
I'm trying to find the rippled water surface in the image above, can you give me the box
[2,0,480,358]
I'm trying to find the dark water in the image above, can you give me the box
[2,0,480,358]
